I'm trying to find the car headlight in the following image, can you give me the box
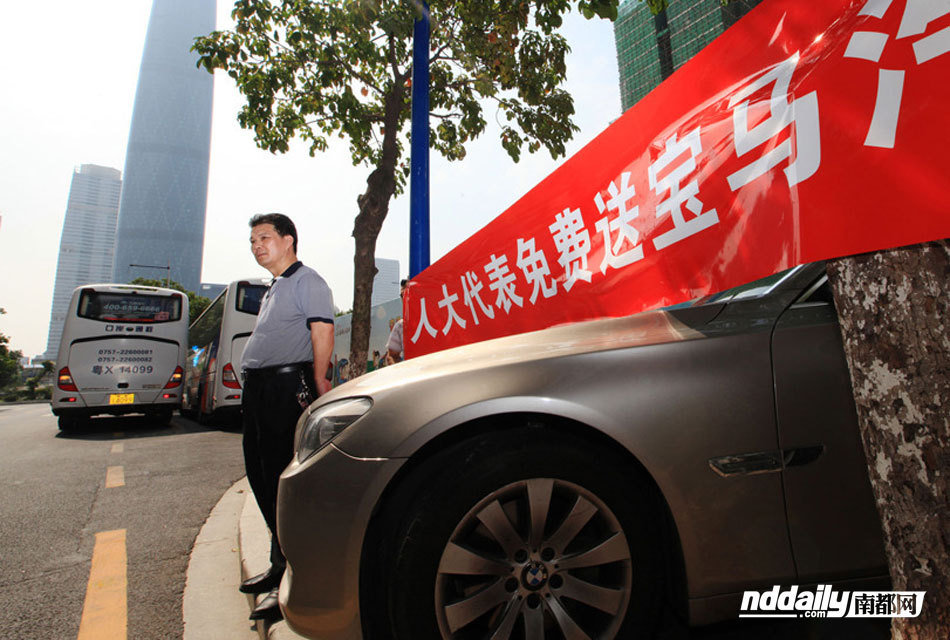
[296,397,372,463]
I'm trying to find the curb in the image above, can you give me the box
[183,477,258,639]
[239,488,306,640]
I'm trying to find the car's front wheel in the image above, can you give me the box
[370,426,666,640]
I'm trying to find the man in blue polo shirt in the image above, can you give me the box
[238,213,334,621]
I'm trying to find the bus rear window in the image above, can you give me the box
[78,291,182,323]
[236,282,267,315]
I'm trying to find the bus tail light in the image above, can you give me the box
[58,367,78,392]
[164,366,183,389]
[222,363,242,389]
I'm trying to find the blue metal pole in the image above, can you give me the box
[409,1,430,278]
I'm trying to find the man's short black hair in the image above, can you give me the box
[249,213,298,253]
[400,279,408,287]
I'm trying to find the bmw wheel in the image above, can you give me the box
[370,427,666,640]
[436,477,632,638]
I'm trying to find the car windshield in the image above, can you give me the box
[236,282,267,314]
[78,290,182,323]
[702,266,800,304]
[663,266,802,310]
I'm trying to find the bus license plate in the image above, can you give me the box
[109,393,134,405]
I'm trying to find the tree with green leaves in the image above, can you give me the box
[128,278,212,324]
[0,308,23,390]
[194,0,625,377]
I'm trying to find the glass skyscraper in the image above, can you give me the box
[614,0,764,112]
[112,0,216,293]
[44,165,122,360]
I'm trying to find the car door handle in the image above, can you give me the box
[708,445,824,477]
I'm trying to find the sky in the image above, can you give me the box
[0,0,621,359]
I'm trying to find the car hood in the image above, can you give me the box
[324,304,720,401]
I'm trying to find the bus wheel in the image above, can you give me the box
[58,415,85,432]
[154,409,174,427]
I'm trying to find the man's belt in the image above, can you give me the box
[243,362,313,380]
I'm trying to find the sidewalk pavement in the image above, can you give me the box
[184,477,305,640]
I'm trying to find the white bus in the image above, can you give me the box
[51,283,190,431]
[182,278,268,423]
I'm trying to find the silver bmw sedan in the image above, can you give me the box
[276,262,887,640]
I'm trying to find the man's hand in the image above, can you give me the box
[315,374,332,397]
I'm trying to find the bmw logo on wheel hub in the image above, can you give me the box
[521,561,549,591]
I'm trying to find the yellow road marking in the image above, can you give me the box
[77,529,127,640]
[105,466,124,488]
[110,443,123,454]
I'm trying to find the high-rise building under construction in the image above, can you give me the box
[613,0,764,112]
[112,0,216,293]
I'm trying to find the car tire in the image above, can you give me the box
[371,426,665,640]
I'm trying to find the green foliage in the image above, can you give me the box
[194,0,626,184]
[128,278,212,324]
[0,308,23,390]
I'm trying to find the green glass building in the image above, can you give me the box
[614,0,764,112]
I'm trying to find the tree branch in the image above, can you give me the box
[388,32,406,83]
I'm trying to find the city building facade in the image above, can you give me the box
[43,165,122,360]
[614,0,764,112]
[372,258,401,306]
[112,0,216,294]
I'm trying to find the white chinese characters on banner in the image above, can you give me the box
[516,237,558,305]
[649,127,720,250]
[548,208,593,292]
[844,0,950,148]
[594,171,644,274]
[726,52,821,190]
[484,253,524,314]
[437,283,466,335]
[409,297,437,344]
[461,271,495,325]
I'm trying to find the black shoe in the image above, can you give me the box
[249,588,282,621]
[239,565,284,594]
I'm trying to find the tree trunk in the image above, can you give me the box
[345,88,403,381]
[826,241,950,640]
[348,200,385,380]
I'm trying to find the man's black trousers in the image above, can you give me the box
[241,366,313,568]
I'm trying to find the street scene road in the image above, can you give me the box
[0,0,945,637]
[0,403,245,640]
[0,402,893,640]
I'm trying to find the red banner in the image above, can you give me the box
[405,0,950,358]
